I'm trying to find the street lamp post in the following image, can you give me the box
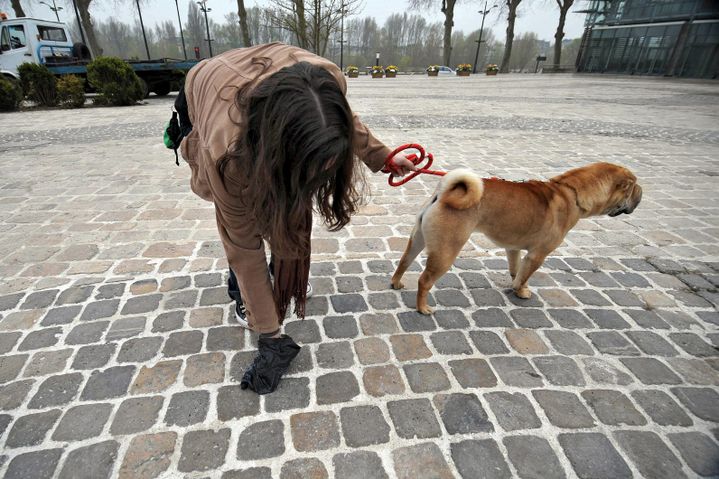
[197,1,213,57]
[337,2,347,71]
[39,0,62,22]
[174,0,188,59]
[473,1,497,74]
[135,0,151,60]
[375,51,380,67]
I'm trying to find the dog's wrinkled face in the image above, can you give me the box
[602,165,643,217]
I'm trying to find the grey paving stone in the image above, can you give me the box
[340,405,390,447]
[333,450,389,479]
[80,299,120,321]
[265,377,310,412]
[472,308,512,327]
[631,390,693,426]
[367,260,392,273]
[582,389,646,426]
[286,346,313,374]
[471,288,507,306]
[5,409,61,447]
[316,341,354,369]
[207,326,244,351]
[152,311,185,332]
[434,393,493,434]
[165,290,197,309]
[18,326,62,351]
[586,331,640,356]
[449,358,497,388]
[469,331,509,355]
[451,439,511,479]
[392,442,454,479]
[0,332,20,354]
[532,389,595,428]
[0,293,24,312]
[359,313,399,335]
[41,305,82,325]
[178,428,230,473]
[164,390,209,426]
[611,271,651,287]
[290,411,340,452]
[397,311,437,332]
[485,391,541,431]
[503,435,566,479]
[0,354,28,383]
[460,272,492,289]
[403,362,451,393]
[236,419,285,460]
[81,365,135,400]
[316,371,360,405]
[72,343,116,370]
[195,272,222,287]
[56,286,94,305]
[162,330,203,356]
[110,396,163,435]
[23,349,73,377]
[65,320,109,345]
[338,260,363,274]
[280,458,328,479]
[533,356,586,386]
[336,275,363,293]
[550,271,585,287]
[217,385,259,420]
[117,336,163,363]
[578,271,618,287]
[559,433,631,479]
[223,468,273,479]
[387,398,442,439]
[620,357,683,385]
[605,289,644,307]
[4,449,62,479]
[228,351,258,382]
[367,292,400,310]
[52,403,113,441]
[667,432,719,477]
[430,330,472,355]
[435,289,471,307]
[581,357,634,385]
[106,316,146,341]
[121,294,162,315]
[547,308,593,329]
[571,289,611,306]
[0,413,10,439]
[623,309,670,329]
[669,332,719,357]
[96,283,125,300]
[323,315,359,338]
[490,356,543,387]
[625,330,679,356]
[28,372,83,409]
[0,380,34,411]
[330,294,368,313]
[614,431,687,479]
[58,440,119,479]
[284,319,321,343]
[510,309,552,328]
[584,309,631,329]
[543,330,594,355]
[434,309,470,329]
[670,386,719,422]
[20,290,58,309]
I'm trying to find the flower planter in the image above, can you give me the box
[348,71,359,78]
[457,71,471,77]
[371,72,384,78]
[486,71,498,76]
[427,70,439,77]
[385,72,397,78]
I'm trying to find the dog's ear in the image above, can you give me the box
[617,178,635,192]
[552,169,606,214]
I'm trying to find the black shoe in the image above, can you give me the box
[234,301,249,329]
[240,335,301,394]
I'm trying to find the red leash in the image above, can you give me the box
[385,143,447,187]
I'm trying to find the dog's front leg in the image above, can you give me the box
[391,223,425,290]
[512,250,548,299]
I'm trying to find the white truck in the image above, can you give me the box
[0,15,197,96]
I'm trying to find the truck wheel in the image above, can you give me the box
[138,78,150,99]
[72,42,92,61]
[152,82,171,97]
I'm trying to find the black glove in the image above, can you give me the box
[240,335,301,394]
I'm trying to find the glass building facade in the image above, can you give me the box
[576,0,719,78]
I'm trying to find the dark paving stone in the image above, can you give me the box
[229,351,258,382]
[65,320,109,345]
[206,326,244,351]
[41,305,82,326]
[484,391,540,431]
[0,380,34,411]
[265,377,310,412]
[162,330,203,356]
[658,311,701,330]
[581,357,634,385]
[625,331,679,356]
[503,435,565,479]
[0,414,10,439]
[550,271,585,286]
[584,309,631,329]
[316,341,354,369]
[469,331,509,355]
[489,357,543,387]
[367,260,392,273]
[333,450,389,479]
[668,432,719,477]
[58,440,119,479]
[195,272,223,287]
[669,332,719,357]
[472,308,512,327]
[670,386,719,422]
[56,286,94,305]
[237,419,285,460]
[533,356,585,386]
[323,315,359,338]
[532,390,595,429]
[430,331,472,355]
[284,319,321,343]
[403,362,451,393]
[547,308,592,328]
[623,309,670,329]
[397,311,437,332]
[0,293,24,312]
[581,389,646,426]
[578,271,618,287]
[558,433,631,479]
[451,439,511,479]
[23,349,72,377]
[178,428,230,473]
[5,409,61,447]
[20,290,58,309]
[152,311,185,332]
[434,309,470,329]
[543,330,594,355]
[80,299,120,321]
[392,442,454,479]
[435,289,471,307]
[336,275,363,293]
[217,385,259,420]
[80,365,135,400]
[286,347,313,374]
[290,411,340,452]
[434,393,493,434]
[387,398,442,439]
[330,294,368,313]
[28,372,83,409]
[106,316,146,340]
[620,258,656,271]
[316,371,360,405]
[0,354,28,384]
[0,332,21,354]
[72,343,116,370]
[571,289,611,306]
[340,405,390,447]
[164,390,209,426]
[611,271,651,287]
[614,431,687,479]
[117,337,163,363]
[280,458,328,479]
[367,292,400,310]
[96,283,125,299]
[338,261,363,274]
[470,288,507,306]
[605,289,645,307]
[449,358,497,388]
[18,327,62,351]
[620,357,682,384]
[4,449,62,479]
[510,309,552,328]
[586,331,640,356]
[359,313,399,335]
[631,390,693,426]
[165,290,197,309]
[52,403,112,441]
[110,396,163,435]
[121,294,162,314]
[305,295,330,316]
[223,467,273,479]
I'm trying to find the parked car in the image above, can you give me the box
[437,66,455,75]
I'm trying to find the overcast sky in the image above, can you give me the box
[26,0,588,43]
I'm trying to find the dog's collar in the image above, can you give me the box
[551,179,585,213]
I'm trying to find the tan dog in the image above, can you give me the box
[391,162,642,314]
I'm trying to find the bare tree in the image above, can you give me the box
[237,0,251,46]
[6,0,26,17]
[552,0,574,67]
[75,0,102,56]
[499,0,521,73]
[408,0,469,66]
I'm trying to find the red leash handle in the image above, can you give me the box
[385,143,446,187]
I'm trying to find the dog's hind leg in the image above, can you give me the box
[506,249,521,279]
[512,250,548,299]
[416,246,463,315]
[391,222,425,290]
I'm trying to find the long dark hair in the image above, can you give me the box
[219,60,364,258]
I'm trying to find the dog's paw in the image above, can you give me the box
[514,287,532,299]
[391,279,404,290]
[417,305,434,315]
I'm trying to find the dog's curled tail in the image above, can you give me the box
[438,169,484,210]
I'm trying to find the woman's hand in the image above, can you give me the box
[387,153,419,177]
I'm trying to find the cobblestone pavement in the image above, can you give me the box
[1,74,718,478]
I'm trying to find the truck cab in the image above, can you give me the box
[0,15,76,80]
